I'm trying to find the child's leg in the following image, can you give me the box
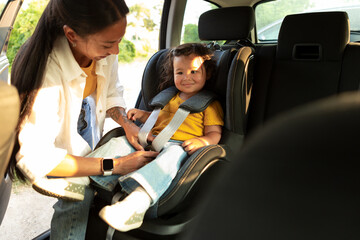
[120,142,187,203]
[99,142,187,231]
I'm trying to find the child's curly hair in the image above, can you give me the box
[159,43,217,91]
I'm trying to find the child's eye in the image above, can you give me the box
[191,70,197,74]
[103,45,112,49]
[176,71,183,75]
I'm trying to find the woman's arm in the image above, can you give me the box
[182,125,222,155]
[47,150,158,177]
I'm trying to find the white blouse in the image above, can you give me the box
[16,36,126,182]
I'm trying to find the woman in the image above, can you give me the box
[9,0,157,238]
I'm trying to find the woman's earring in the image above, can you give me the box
[72,42,76,48]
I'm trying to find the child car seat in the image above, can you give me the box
[85,6,256,240]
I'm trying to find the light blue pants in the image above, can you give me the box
[91,135,187,205]
[119,139,187,205]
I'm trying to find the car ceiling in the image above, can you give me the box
[208,0,263,7]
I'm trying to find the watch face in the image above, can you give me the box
[103,159,114,171]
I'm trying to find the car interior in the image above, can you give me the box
[0,0,360,239]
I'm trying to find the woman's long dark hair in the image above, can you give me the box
[9,0,129,181]
[159,43,216,91]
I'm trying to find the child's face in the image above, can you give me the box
[173,53,207,100]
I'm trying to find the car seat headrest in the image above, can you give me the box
[198,7,255,41]
[277,11,350,61]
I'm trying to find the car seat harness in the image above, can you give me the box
[138,86,216,152]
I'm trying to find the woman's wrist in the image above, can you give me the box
[113,157,123,175]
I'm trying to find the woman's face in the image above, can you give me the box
[68,17,127,66]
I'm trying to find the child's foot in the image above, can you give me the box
[32,178,86,201]
[99,189,151,232]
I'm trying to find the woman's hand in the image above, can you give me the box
[114,150,159,175]
[127,108,151,123]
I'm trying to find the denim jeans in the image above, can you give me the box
[76,96,99,150]
[51,186,94,240]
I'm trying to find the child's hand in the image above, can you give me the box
[127,109,150,123]
[182,138,209,155]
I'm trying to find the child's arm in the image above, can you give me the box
[127,108,151,123]
[182,125,222,155]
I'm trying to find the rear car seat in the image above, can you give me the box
[247,11,359,133]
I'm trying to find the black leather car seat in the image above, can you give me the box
[182,91,360,240]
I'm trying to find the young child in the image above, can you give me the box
[33,43,224,232]
[98,43,224,231]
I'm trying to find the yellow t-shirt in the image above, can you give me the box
[82,60,97,99]
[151,93,224,141]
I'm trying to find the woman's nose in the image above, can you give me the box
[109,44,119,55]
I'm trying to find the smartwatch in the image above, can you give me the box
[102,158,114,176]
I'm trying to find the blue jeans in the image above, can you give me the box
[51,186,94,240]
[76,96,99,150]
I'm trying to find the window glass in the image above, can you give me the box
[181,0,218,44]
[105,0,164,131]
[117,0,163,108]
[255,0,360,43]
[0,0,7,16]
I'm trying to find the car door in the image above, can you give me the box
[0,0,24,226]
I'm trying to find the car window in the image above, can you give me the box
[117,0,163,108]
[104,0,164,131]
[0,0,7,16]
[181,0,218,44]
[255,0,360,43]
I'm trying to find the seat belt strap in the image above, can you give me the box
[138,108,161,148]
[138,87,216,152]
[151,108,190,152]
[105,191,124,240]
